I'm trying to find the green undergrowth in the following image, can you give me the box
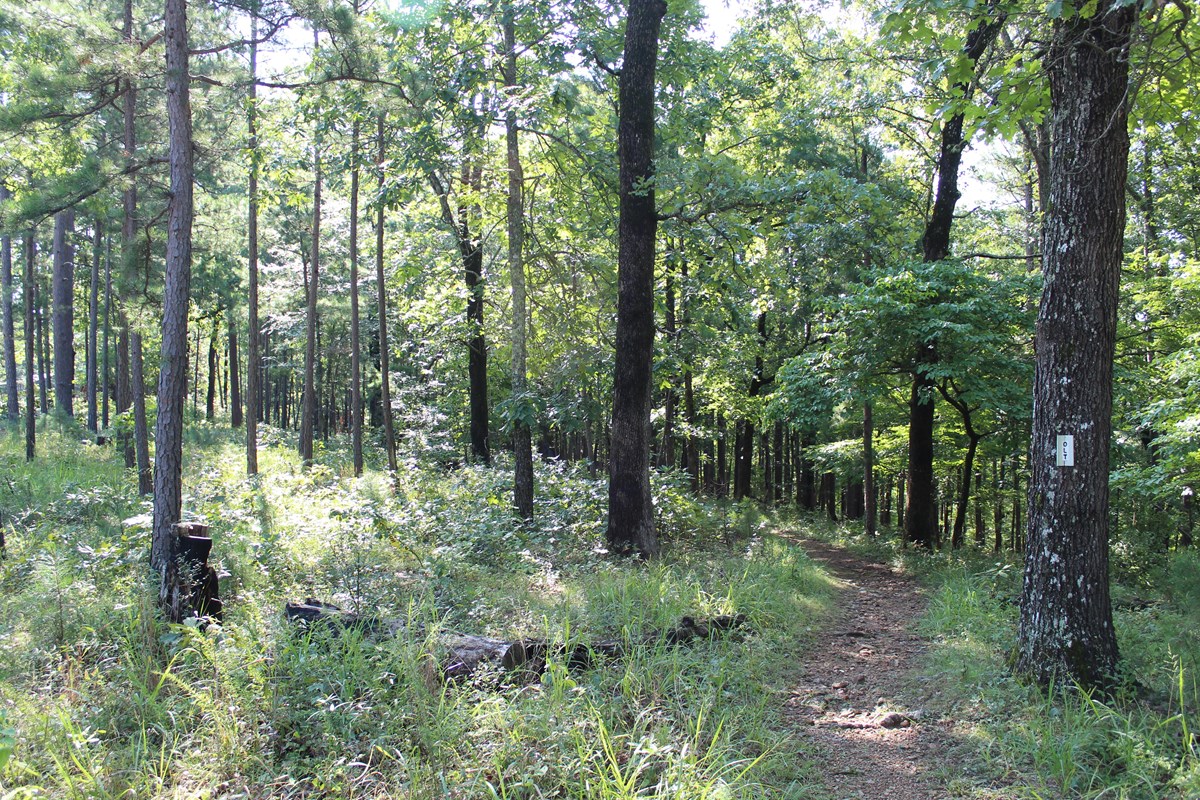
[0,422,837,799]
[801,522,1197,799]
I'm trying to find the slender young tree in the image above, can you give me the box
[51,208,75,418]
[504,7,533,520]
[132,331,152,494]
[86,218,101,433]
[23,233,35,460]
[300,38,321,467]
[36,275,48,414]
[102,235,111,428]
[349,117,363,476]
[206,320,217,420]
[151,0,195,572]
[864,401,876,536]
[246,5,261,475]
[375,114,397,477]
[229,316,242,427]
[0,184,17,423]
[1016,0,1134,688]
[118,0,137,469]
[606,0,668,558]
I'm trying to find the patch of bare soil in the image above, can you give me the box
[783,539,960,800]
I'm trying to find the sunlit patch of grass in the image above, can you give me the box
[0,423,842,798]
[911,557,1200,799]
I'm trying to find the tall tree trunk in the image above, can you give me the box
[36,276,48,414]
[463,162,489,465]
[118,326,133,465]
[661,254,677,468]
[300,39,321,467]
[994,458,1005,553]
[761,429,772,504]
[229,317,242,428]
[504,7,533,519]
[132,332,152,495]
[51,209,76,417]
[245,6,260,474]
[864,401,876,535]
[905,359,938,547]
[23,234,35,460]
[1017,3,1133,689]
[102,235,112,429]
[316,317,325,440]
[973,469,985,546]
[823,472,838,521]
[206,321,217,420]
[606,0,667,559]
[349,120,364,476]
[952,432,979,549]
[715,413,728,496]
[773,421,784,506]
[734,420,754,499]
[151,0,195,573]
[87,219,101,432]
[734,312,769,499]
[1,185,17,422]
[192,326,200,417]
[375,114,397,476]
[119,0,137,467]
[907,5,1005,547]
[683,371,699,490]
[680,257,699,490]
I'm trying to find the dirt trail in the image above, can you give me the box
[784,538,955,800]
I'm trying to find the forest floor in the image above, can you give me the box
[783,538,1001,800]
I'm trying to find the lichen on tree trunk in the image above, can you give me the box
[1016,3,1134,689]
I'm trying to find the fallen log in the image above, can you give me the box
[284,599,748,683]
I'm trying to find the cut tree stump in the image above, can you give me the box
[162,522,223,624]
[283,599,747,684]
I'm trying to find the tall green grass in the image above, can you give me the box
[917,557,1200,799]
[0,423,837,798]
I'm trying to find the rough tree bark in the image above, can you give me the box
[606,0,668,558]
[151,0,195,573]
[1016,2,1134,689]
[505,7,534,520]
[51,208,75,418]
